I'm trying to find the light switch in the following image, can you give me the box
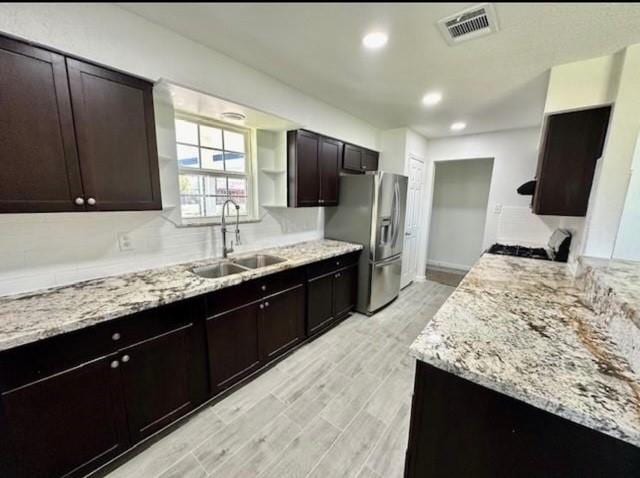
[118,232,134,252]
[493,204,503,214]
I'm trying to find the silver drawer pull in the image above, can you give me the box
[87,197,96,206]
[265,301,270,307]
[74,197,85,206]
[259,303,264,309]
[335,273,341,278]
[110,360,119,369]
[261,285,267,291]
[112,332,121,341]
[121,355,130,363]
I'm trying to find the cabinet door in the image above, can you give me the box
[533,106,611,216]
[362,150,379,172]
[66,58,161,211]
[318,136,341,205]
[307,272,336,336]
[0,36,83,213]
[260,284,305,361]
[343,144,363,172]
[1,355,128,478]
[334,265,357,318]
[288,130,319,206]
[206,302,261,393]
[118,323,195,443]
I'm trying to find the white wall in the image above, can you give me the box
[582,44,640,258]
[613,133,640,260]
[424,127,585,262]
[428,159,494,271]
[0,3,379,296]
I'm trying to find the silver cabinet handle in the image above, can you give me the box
[261,285,267,291]
[87,197,96,206]
[110,360,119,369]
[74,197,85,206]
[121,355,130,363]
[259,303,264,309]
[265,301,270,308]
[112,332,121,341]
[336,261,341,266]
[335,272,341,278]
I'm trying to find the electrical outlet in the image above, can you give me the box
[493,204,503,214]
[118,233,134,252]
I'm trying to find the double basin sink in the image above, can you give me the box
[192,254,286,279]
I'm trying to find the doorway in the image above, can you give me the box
[401,155,425,288]
[426,158,494,286]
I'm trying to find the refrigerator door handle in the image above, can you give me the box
[391,180,401,247]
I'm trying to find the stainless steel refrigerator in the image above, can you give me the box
[325,171,408,315]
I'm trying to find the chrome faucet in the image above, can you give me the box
[221,199,241,258]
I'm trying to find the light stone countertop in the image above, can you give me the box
[0,239,362,352]
[410,253,640,448]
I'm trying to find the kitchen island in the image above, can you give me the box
[406,254,640,477]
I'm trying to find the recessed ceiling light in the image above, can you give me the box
[422,92,442,106]
[362,32,388,49]
[450,122,467,131]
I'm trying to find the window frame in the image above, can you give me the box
[174,112,258,225]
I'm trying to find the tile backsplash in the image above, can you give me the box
[0,208,323,296]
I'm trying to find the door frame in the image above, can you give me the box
[422,157,495,278]
[401,154,426,288]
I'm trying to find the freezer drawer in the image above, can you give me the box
[368,255,402,313]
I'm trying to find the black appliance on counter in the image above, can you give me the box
[487,229,572,262]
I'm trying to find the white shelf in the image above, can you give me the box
[261,168,286,175]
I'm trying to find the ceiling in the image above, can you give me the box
[120,3,640,138]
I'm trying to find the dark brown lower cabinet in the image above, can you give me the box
[0,252,359,478]
[1,354,128,478]
[118,323,195,442]
[307,262,358,336]
[333,265,357,318]
[206,302,261,394]
[405,361,640,478]
[260,284,305,361]
[307,271,336,335]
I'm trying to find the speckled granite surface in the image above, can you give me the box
[579,256,640,374]
[0,239,362,352]
[410,254,640,448]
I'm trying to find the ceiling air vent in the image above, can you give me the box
[437,3,499,45]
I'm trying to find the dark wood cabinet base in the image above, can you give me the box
[405,361,640,478]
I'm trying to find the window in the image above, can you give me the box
[175,115,254,221]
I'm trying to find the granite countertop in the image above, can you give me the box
[0,239,362,352]
[410,254,640,448]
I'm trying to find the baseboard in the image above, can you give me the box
[427,260,471,273]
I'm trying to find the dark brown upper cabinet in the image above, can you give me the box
[66,59,161,211]
[343,144,379,173]
[288,130,341,207]
[0,36,83,213]
[533,106,611,216]
[0,33,161,213]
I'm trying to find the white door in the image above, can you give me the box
[401,156,425,288]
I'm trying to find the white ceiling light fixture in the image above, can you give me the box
[362,31,388,49]
[221,111,247,121]
[450,121,467,131]
[422,92,443,106]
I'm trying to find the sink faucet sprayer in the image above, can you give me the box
[221,199,241,258]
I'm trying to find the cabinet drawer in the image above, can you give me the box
[307,252,359,279]
[206,267,305,316]
[0,324,115,392]
[0,298,203,392]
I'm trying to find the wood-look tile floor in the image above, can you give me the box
[105,280,454,478]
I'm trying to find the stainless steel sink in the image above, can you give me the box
[192,262,248,279]
[232,254,286,269]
